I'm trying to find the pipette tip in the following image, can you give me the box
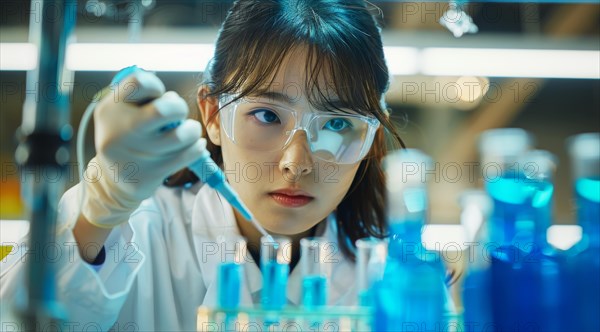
[248,215,273,242]
[231,201,273,241]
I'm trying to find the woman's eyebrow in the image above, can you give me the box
[252,91,295,105]
[251,91,352,111]
[314,99,357,114]
[320,99,347,109]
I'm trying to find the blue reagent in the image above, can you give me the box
[566,176,600,332]
[378,149,446,331]
[462,269,493,332]
[486,173,564,332]
[261,261,289,310]
[218,262,241,309]
[486,174,529,246]
[302,275,327,308]
[576,177,600,246]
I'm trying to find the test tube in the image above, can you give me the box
[300,237,330,308]
[216,234,247,309]
[260,235,291,310]
[355,237,387,306]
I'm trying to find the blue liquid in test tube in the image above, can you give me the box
[261,262,289,308]
[217,235,246,309]
[355,237,386,307]
[218,262,242,309]
[261,236,291,310]
[300,237,329,308]
[302,275,327,308]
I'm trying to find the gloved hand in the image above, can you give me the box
[81,70,206,228]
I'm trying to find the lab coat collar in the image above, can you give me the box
[189,184,357,308]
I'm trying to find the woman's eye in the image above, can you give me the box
[250,109,280,124]
[324,118,352,132]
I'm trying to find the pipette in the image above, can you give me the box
[124,67,270,238]
[78,65,272,239]
[187,150,272,239]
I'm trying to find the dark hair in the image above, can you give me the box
[166,0,405,259]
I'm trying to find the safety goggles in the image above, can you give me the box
[218,94,380,164]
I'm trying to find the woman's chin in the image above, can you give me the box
[260,220,315,237]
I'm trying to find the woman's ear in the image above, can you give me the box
[197,85,221,146]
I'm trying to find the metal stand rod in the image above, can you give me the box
[15,0,76,329]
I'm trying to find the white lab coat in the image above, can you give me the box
[0,182,359,331]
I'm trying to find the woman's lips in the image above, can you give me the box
[269,190,314,208]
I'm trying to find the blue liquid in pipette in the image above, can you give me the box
[302,275,327,308]
[261,261,289,310]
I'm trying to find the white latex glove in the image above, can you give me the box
[81,70,206,228]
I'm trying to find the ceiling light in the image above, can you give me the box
[1,43,598,80]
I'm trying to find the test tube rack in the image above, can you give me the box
[197,305,371,331]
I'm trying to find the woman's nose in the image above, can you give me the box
[279,130,313,180]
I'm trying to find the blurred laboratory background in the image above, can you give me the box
[1,0,598,227]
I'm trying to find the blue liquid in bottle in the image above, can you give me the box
[388,220,423,261]
[568,177,600,332]
[486,174,529,332]
[486,174,531,246]
[467,173,520,332]
[462,269,493,332]
[261,261,289,310]
[488,175,563,332]
[576,177,600,246]
[381,221,446,331]
[529,180,553,240]
[376,251,446,332]
[302,275,327,308]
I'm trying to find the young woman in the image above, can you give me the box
[1,0,455,330]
